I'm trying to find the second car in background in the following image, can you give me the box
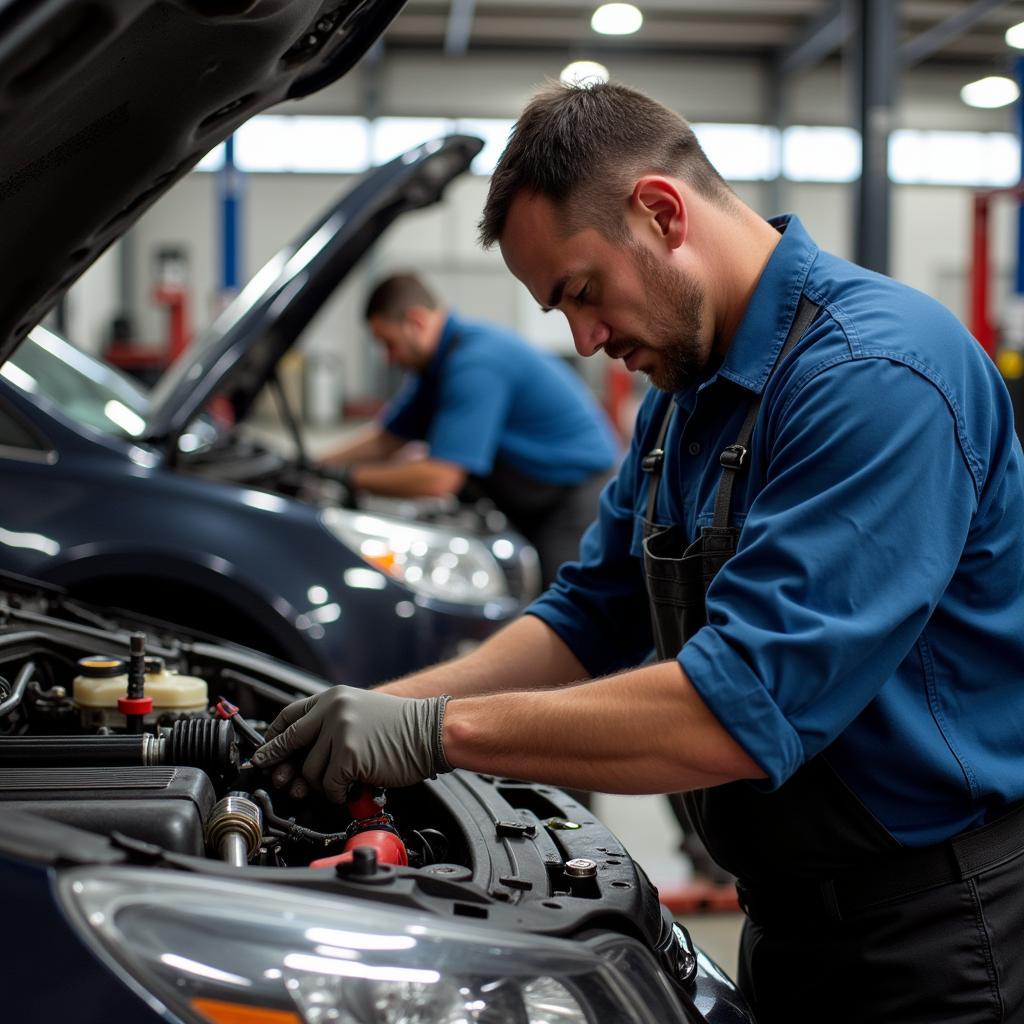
[0,138,540,686]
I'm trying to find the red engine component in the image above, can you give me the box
[309,828,408,869]
[309,785,408,869]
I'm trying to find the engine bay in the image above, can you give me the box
[0,574,714,1004]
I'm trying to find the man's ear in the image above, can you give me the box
[631,177,687,251]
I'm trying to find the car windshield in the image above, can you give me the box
[2,327,220,451]
[3,326,151,439]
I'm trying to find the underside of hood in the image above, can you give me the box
[144,133,483,444]
[0,0,405,365]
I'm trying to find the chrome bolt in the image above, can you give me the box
[565,858,598,878]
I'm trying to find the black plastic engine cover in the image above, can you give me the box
[0,766,214,856]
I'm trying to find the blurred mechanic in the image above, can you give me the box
[258,83,1024,1023]
[320,272,619,585]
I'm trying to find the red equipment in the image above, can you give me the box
[105,281,191,378]
[969,183,1024,360]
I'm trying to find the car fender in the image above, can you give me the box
[40,547,324,674]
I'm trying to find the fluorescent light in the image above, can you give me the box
[560,60,609,87]
[591,3,643,35]
[454,118,515,174]
[889,129,1019,187]
[235,115,369,173]
[1006,20,1024,49]
[782,126,861,182]
[692,123,779,181]
[960,76,1019,109]
[371,117,451,166]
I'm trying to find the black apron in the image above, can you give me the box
[642,297,1024,1022]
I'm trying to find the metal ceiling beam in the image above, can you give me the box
[900,0,1011,69]
[444,0,476,56]
[776,0,853,77]
[360,39,385,119]
[854,0,898,275]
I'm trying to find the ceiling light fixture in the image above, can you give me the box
[960,75,1019,109]
[1006,20,1024,49]
[560,60,610,87]
[591,3,643,35]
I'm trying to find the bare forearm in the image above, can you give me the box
[442,659,766,794]
[375,614,588,699]
[319,425,405,465]
[348,457,465,498]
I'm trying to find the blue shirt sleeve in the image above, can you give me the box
[681,356,977,789]
[426,356,513,474]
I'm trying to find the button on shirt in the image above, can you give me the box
[383,312,619,485]
[529,215,1024,846]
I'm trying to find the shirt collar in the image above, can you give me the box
[711,213,818,396]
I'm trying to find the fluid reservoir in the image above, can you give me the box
[73,654,208,728]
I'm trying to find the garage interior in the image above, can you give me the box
[16,0,1024,992]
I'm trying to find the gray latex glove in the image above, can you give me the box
[251,686,452,803]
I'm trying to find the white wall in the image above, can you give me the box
[60,245,119,354]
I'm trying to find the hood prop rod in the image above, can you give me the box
[269,369,310,470]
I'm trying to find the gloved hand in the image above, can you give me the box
[251,686,452,802]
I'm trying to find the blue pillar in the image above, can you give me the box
[219,135,244,295]
[1016,57,1024,297]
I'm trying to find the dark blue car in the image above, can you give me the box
[0,134,540,687]
[0,2,755,1021]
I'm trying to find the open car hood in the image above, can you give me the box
[143,133,483,445]
[0,0,405,365]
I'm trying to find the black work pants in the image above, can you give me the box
[478,464,612,587]
[738,849,1024,1023]
[525,469,611,586]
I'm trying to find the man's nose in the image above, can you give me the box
[568,315,610,358]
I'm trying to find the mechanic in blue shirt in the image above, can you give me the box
[320,272,619,584]
[258,83,1024,1022]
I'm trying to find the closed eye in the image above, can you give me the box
[538,279,588,314]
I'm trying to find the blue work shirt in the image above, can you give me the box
[382,312,619,485]
[529,214,1024,847]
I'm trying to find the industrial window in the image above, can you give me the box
[191,116,1021,189]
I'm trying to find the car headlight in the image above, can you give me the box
[322,507,511,605]
[59,868,691,1024]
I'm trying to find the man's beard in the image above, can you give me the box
[609,242,707,392]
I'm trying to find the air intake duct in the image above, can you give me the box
[0,720,237,775]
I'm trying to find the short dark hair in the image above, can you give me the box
[364,273,439,321]
[479,80,734,248]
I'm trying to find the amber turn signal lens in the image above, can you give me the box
[191,997,302,1024]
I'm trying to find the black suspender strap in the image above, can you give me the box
[643,399,676,524]
[711,295,820,528]
[641,295,820,528]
